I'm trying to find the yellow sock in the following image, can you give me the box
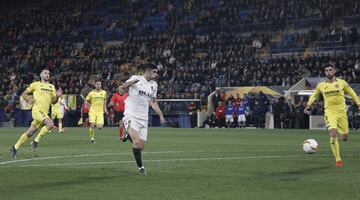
[14,133,29,150]
[330,137,341,162]
[89,127,95,140]
[35,126,49,143]
[58,120,63,131]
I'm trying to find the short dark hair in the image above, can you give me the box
[323,63,335,69]
[40,68,49,74]
[138,63,157,71]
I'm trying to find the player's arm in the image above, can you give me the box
[103,92,108,115]
[60,99,69,110]
[22,87,35,104]
[51,87,62,104]
[305,84,321,112]
[85,92,92,105]
[122,76,139,89]
[344,82,360,109]
[150,98,166,124]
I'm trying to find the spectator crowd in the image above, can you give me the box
[1,0,360,125]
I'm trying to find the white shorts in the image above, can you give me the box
[226,115,234,123]
[123,115,148,141]
[238,114,246,122]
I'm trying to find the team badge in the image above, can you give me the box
[335,84,339,88]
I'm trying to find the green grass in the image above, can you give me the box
[1,127,360,200]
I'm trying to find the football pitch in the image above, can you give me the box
[1,128,360,200]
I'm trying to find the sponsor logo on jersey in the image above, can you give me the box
[40,88,54,93]
[139,90,152,97]
[324,89,340,96]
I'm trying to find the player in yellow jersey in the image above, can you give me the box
[85,80,108,143]
[305,63,360,167]
[10,69,62,158]
[51,95,69,133]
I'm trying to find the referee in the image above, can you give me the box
[108,85,128,140]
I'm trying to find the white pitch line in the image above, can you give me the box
[0,149,335,166]
[1,154,332,168]
[0,151,185,165]
[0,150,297,165]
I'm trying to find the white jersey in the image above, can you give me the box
[124,75,158,121]
[60,98,67,115]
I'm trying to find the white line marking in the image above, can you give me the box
[0,150,297,165]
[0,151,184,165]
[1,149,340,166]
[1,154,332,168]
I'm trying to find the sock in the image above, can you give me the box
[127,134,133,143]
[330,137,341,162]
[119,127,123,139]
[14,133,29,150]
[89,127,95,140]
[58,120,62,131]
[132,148,143,168]
[35,126,49,143]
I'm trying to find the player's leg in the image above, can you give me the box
[114,111,119,127]
[123,117,147,174]
[225,115,231,128]
[221,117,226,128]
[329,128,342,167]
[119,112,124,140]
[92,113,104,143]
[128,127,146,174]
[58,117,63,133]
[128,126,147,174]
[32,117,55,150]
[334,112,350,167]
[119,120,124,140]
[97,112,104,129]
[83,113,89,128]
[338,113,349,141]
[121,115,132,143]
[89,123,96,143]
[243,115,247,128]
[88,112,96,143]
[51,112,56,124]
[326,113,342,167]
[10,124,38,158]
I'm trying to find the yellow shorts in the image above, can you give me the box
[31,109,49,129]
[324,110,349,134]
[51,111,63,119]
[89,111,104,125]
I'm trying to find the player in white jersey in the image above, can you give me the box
[51,96,69,133]
[122,63,166,175]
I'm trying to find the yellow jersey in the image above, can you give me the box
[26,81,56,113]
[51,96,61,112]
[86,89,107,113]
[308,78,360,112]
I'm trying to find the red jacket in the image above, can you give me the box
[216,105,225,119]
[81,102,90,114]
[111,92,128,112]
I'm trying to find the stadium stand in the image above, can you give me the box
[0,0,359,128]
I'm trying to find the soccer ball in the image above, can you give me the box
[303,139,318,153]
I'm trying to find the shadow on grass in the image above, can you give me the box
[257,166,332,181]
[15,173,127,190]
